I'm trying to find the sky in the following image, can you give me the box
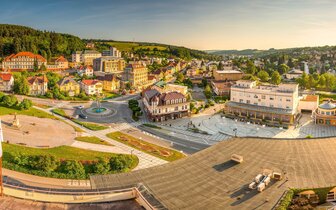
[1,0,336,50]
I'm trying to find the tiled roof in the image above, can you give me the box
[301,95,318,102]
[55,56,68,63]
[144,89,186,106]
[57,77,78,86]
[97,74,118,82]
[4,52,47,62]
[82,79,100,86]
[27,75,48,85]
[0,73,13,81]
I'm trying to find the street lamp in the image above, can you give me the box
[233,128,237,137]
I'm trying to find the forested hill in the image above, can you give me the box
[0,24,219,61]
[0,24,85,60]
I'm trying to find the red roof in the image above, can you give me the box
[0,73,13,81]
[27,75,48,85]
[4,52,47,62]
[55,56,68,63]
[82,79,100,86]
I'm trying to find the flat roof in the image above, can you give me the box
[90,137,336,209]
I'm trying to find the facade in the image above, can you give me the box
[102,47,122,57]
[81,80,103,95]
[285,69,303,80]
[2,52,47,71]
[57,77,80,96]
[0,73,14,92]
[314,100,336,126]
[143,89,189,122]
[97,74,120,92]
[93,57,125,74]
[72,50,102,65]
[211,81,233,96]
[298,95,319,113]
[77,66,94,77]
[213,69,243,81]
[225,80,299,126]
[47,56,69,70]
[27,75,48,96]
[125,63,148,89]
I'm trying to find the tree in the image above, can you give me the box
[246,60,257,75]
[39,63,47,71]
[93,159,110,174]
[2,95,18,107]
[61,160,86,178]
[278,64,290,75]
[270,71,281,85]
[109,155,134,172]
[19,98,33,110]
[204,84,212,99]
[30,155,60,172]
[176,72,184,82]
[13,75,29,95]
[287,58,294,68]
[33,58,39,72]
[257,70,269,82]
[218,62,223,70]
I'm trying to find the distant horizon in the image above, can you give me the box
[2,0,336,51]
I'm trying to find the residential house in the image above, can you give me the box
[27,75,48,96]
[97,74,120,92]
[2,52,47,71]
[285,69,303,80]
[81,79,103,95]
[0,73,14,92]
[47,56,69,70]
[143,89,190,122]
[57,77,80,96]
[77,66,94,77]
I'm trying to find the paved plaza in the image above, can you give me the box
[2,115,75,147]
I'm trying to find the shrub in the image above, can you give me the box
[109,155,134,172]
[60,160,86,179]
[2,95,18,107]
[19,99,33,110]
[93,158,110,174]
[29,155,60,172]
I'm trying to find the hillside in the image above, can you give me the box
[0,24,219,61]
[0,24,85,60]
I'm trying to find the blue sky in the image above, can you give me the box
[1,0,336,50]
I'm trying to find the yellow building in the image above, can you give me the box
[57,77,80,96]
[98,74,120,92]
[93,57,125,74]
[125,63,148,89]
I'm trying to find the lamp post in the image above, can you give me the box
[233,128,237,137]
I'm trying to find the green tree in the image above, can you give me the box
[270,71,281,85]
[39,63,47,71]
[278,64,290,75]
[19,98,33,110]
[2,95,18,107]
[176,72,184,82]
[204,84,212,99]
[246,60,257,75]
[33,58,39,72]
[13,75,29,95]
[93,159,110,174]
[30,155,60,172]
[257,70,269,82]
[61,160,86,178]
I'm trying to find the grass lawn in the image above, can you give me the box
[0,106,57,119]
[73,120,109,131]
[52,108,67,117]
[75,136,113,146]
[106,131,185,162]
[33,103,51,109]
[3,143,132,162]
[103,92,121,100]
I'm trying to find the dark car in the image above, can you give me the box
[79,114,87,119]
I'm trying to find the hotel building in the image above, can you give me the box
[93,56,125,74]
[2,52,47,71]
[125,63,149,89]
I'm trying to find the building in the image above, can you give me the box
[2,52,47,71]
[314,100,336,126]
[298,95,319,113]
[57,77,80,96]
[151,81,188,95]
[285,69,303,80]
[97,74,120,92]
[225,80,299,126]
[93,57,125,74]
[72,50,102,65]
[81,79,103,95]
[0,73,14,92]
[47,56,69,70]
[125,63,148,89]
[27,75,48,96]
[143,89,189,121]
[211,81,233,96]
[77,66,94,77]
[213,69,243,81]
[102,47,122,57]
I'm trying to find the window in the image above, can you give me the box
[270,97,274,100]
[254,95,258,98]
[246,100,250,104]
[286,98,291,102]
[261,95,266,99]
[175,106,178,111]
[239,99,243,103]
[270,104,274,107]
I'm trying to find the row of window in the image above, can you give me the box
[233,92,292,102]
[237,98,290,109]
[153,105,188,114]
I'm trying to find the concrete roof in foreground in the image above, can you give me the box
[91,137,336,210]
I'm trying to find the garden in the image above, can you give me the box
[3,143,138,179]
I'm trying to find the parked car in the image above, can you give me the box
[79,114,87,119]
[76,105,84,109]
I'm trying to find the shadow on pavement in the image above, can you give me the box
[213,160,237,172]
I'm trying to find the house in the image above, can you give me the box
[97,74,120,92]
[285,69,303,80]
[27,75,48,96]
[143,89,190,122]
[57,77,80,96]
[47,56,69,70]
[225,80,299,126]
[211,81,233,96]
[81,79,103,95]
[2,52,47,71]
[77,66,94,77]
[0,73,14,92]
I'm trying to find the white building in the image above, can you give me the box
[81,80,103,95]
[102,47,122,57]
